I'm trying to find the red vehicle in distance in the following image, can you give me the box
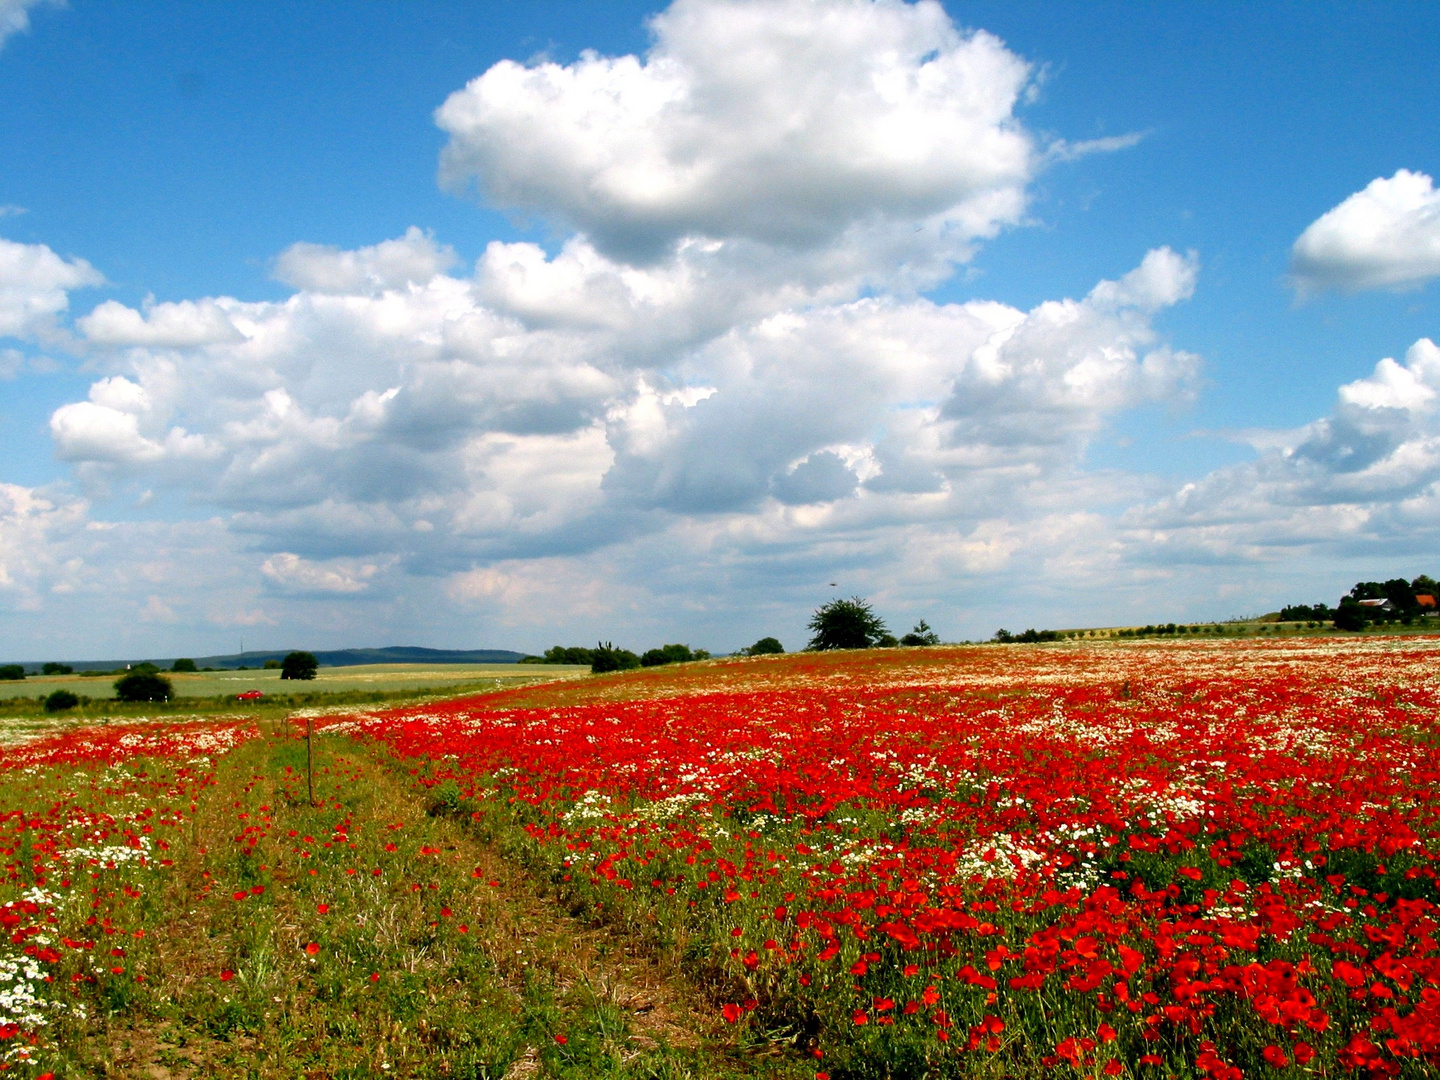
[235,690,264,701]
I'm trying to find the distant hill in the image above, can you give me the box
[11,646,530,672]
[201,647,530,670]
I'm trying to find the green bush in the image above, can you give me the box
[1333,606,1366,632]
[0,665,24,681]
[280,651,318,680]
[540,646,596,665]
[1280,603,1332,622]
[590,643,640,673]
[171,657,197,672]
[807,597,889,650]
[900,620,940,646]
[114,671,173,702]
[743,636,784,656]
[640,643,696,667]
[44,689,79,712]
[41,662,73,675]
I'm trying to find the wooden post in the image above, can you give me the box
[18,812,29,887]
[307,716,316,807]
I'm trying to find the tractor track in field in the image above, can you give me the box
[345,739,721,1070]
[83,727,789,1080]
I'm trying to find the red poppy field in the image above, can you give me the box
[2,636,1438,1078]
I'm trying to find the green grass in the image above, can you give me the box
[0,728,806,1078]
[0,665,592,752]
[0,662,590,701]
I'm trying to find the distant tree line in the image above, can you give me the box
[525,642,713,674]
[984,574,1440,642]
[519,603,946,674]
[1114,624,1223,638]
[2,657,212,681]
[525,645,598,666]
[993,628,1061,643]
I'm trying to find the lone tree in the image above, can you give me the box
[114,671,172,702]
[807,597,889,651]
[280,651,319,680]
[171,658,197,672]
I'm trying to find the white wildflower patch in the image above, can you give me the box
[632,791,709,822]
[0,951,53,1030]
[956,833,1047,879]
[562,789,611,825]
[62,832,152,869]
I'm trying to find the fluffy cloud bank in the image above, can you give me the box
[1127,338,1440,567]
[51,240,1197,570]
[1291,170,1440,294]
[0,483,86,607]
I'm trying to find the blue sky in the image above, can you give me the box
[3,0,1440,659]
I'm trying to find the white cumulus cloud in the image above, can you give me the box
[50,375,214,472]
[79,298,247,348]
[260,552,383,595]
[273,227,459,295]
[437,0,1035,265]
[1291,170,1440,294]
[0,237,103,340]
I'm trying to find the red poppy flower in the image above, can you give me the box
[1262,1046,1289,1068]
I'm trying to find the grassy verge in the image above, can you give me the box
[0,726,809,1078]
[0,679,562,723]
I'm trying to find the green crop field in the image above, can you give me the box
[0,662,589,701]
